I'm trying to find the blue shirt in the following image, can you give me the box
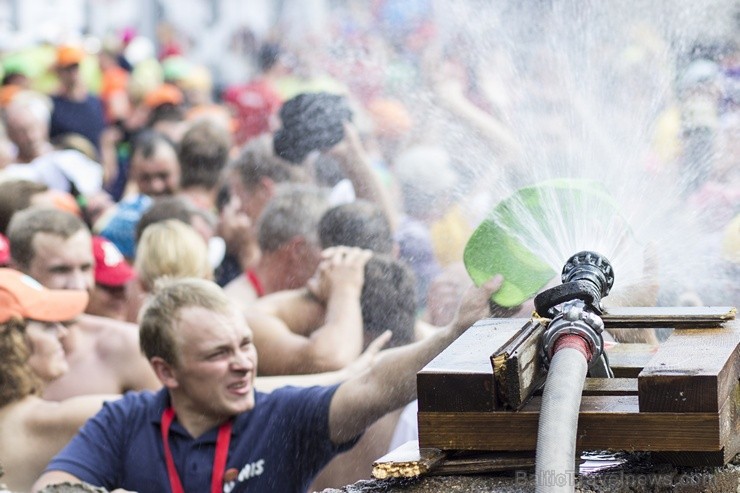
[97,194,153,259]
[50,94,106,153]
[46,386,357,493]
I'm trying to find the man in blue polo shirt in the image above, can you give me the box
[33,267,500,493]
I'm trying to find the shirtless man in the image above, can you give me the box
[6,207,160,399]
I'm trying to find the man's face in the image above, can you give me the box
[57,63,81,89]
[5,107,49,161]
[26,320,70,382]
[227,171,269,221]
[131,145,180,198]
[26,229,95,292]
[171,306,258,419]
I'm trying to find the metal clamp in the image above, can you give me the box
[541,299,606,369]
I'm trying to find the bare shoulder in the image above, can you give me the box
[250,288,325,336]
[78,314,140,357]
[0,396,39,430]
[252,288,316,312]
[22,394,115,431]
[224,275,258,310]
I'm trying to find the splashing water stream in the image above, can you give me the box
[383,0,739,305]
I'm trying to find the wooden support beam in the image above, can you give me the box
[602,306,735,328]
[638,320,740,413]
[372,441,445,479]
[417,318,523,412]
[652,382,740,466]
[418,395,725,453]
[491,320,546,409]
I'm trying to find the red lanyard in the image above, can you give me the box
[161,407,233,493]
[246,269,265,297]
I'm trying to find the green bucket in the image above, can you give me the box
[464,178,620,307]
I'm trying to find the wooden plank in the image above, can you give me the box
[418,395,722,452]
[652,382,740,467]
[432,451,535,475]
[372,442,536,478]
[491,320,546,409]
[602,306,736,328]
[372,441,445,479]
[585,378,637,396]
[605,343,658,377]
[638,321,740,413]
[718,381,740,463]
[417,318,524,412]
[529,378,638,397]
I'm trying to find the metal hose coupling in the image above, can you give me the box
[536,251,615,376]
[541,299,605,368]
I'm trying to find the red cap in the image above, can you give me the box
[0,233,9,266]
[0,268,88,323]
[93,236,136,287]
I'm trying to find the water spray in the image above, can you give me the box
[534,251,614,493]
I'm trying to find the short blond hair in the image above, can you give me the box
[139,277,231,366]
[134,219,212,292]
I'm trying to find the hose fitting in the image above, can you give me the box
[541,299,605,368]
[534,251,614,317]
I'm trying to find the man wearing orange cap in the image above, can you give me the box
[6,206,160,400]
[50,45,107,158]
[0,268,117,492]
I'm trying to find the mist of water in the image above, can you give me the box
[380,0,738,305]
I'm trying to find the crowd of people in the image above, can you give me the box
[0,3,737,493]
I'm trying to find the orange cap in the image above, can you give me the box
[50,190,83,217]
[0,268,88,323]
[144,83,184,109]
[366,98,413,138]
[0,84,22,107]
[56,45,86,68]
[186,104,237,133]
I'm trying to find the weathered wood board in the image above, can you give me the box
[417,318,523,412]
[638,325,740,413]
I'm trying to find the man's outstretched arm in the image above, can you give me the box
[328,276,502,444]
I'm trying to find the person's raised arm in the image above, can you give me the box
[29,395,120,493]
[328,122,398,231]
[328,275,502,444]
[254,330,391,392]
[246,247,371,375]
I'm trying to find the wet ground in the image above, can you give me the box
[320,454,740,493]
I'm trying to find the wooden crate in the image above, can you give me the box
[416,307,739,467]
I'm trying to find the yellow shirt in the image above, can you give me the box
[430,204,473,266]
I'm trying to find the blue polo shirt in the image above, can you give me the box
[46,385,357,493]
[50,94,106,153]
